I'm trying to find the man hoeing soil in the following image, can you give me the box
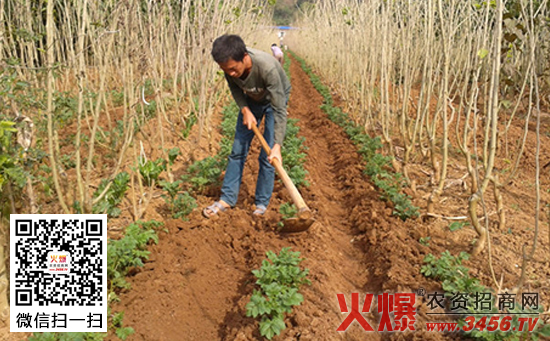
[203,34,291,218]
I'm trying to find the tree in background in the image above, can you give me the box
[273,0,314,25]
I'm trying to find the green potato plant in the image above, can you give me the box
[246,247,310,340]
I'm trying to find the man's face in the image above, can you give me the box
[218,56,248,78]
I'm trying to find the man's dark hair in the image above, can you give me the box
[271,43,277,47]
[211,35,247,63]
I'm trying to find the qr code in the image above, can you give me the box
[10,214,107,332]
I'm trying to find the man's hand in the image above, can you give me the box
[242,106,257,130]
[268,144,282,165]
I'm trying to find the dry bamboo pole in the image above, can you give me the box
[380,6,393,153]
[507,71,534,179]
[0,219,7,321]
[21,2,35,69]
[2,0,24,79]
[46,0,70,214]
[417,0,443,188]
[456,1,495,198]
[516,0,544,291]
[456,80,481,195]
[427,0,452,213]
[75,0,88,209]
[436,0,452,195]
[0,0,5,63]
[424,54,443,188]
[416,0,436,162]
[154,4,173,182]
[469,0,504,257]
[173,0,191,126]
[366,8,377,132]
[396,2,424,182]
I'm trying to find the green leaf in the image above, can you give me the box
[116,327,135,340]
[477,48,489,59]
[501,100,512,109]
[0,120,17,131]
[266,250,277,262]
[259,317,286,340]
[286,291,304,306]
[538,323,550,336]
[246,291,268,318]
[449,221,468,231]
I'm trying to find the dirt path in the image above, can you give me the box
[113,56,453,341]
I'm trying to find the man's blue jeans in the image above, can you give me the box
[220,100,276,208]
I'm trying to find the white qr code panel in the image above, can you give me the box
[10,214,107,332]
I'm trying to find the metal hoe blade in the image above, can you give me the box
[278,217,315,233]
[278,207,315,233]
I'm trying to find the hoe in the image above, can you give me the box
[251,124,315,232]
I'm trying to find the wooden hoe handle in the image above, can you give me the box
[251,124,312,220]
